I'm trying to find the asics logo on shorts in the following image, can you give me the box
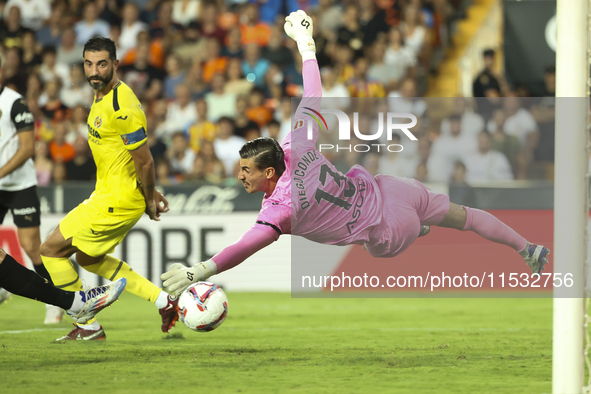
[12,207,36,215]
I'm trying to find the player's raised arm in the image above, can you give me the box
[284,11,320,100]
[285,10,322,144]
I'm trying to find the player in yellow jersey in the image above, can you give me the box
[39,37,179,341]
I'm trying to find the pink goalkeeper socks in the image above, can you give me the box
[462,206,527,252]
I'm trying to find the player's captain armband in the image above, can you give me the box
[121,127,147,149]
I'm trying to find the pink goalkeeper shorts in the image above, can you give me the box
[364,175,450,258]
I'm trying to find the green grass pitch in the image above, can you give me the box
[0,292,552,393]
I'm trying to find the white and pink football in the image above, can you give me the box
[178,282,228,332]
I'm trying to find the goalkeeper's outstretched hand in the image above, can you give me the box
[161,261,218,297]
[284,10,315,54]
[161,263,196,296]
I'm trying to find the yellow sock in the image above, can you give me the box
[41,255,83,291]
[84,255,161,303]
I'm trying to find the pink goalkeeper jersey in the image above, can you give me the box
[255,58,382,246]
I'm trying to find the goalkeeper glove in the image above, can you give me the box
[284,10,315,55]
[160,260,217,297]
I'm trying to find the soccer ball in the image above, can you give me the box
[178,282,228,332]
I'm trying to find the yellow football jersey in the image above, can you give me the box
[86,81,147,217]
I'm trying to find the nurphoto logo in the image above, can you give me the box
[303,109,418,153]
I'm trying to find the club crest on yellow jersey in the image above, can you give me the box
[94,117,102,128]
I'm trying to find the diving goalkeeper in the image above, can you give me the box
[162,11,549,295]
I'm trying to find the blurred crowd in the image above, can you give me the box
[360,50,557,185]
[0,0,554,188]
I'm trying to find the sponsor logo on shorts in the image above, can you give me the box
[12,207,36,216]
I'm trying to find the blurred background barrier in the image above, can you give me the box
[37,181,556,213]
[37,183,265,213]
[1,213,292,292]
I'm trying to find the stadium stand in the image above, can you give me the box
[0,0,555,189]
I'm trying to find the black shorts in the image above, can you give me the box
[0,186,41,228]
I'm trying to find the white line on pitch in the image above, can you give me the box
[0,328,64,335]
[226,327,529,332]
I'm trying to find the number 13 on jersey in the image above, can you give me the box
[314,164,356,210]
